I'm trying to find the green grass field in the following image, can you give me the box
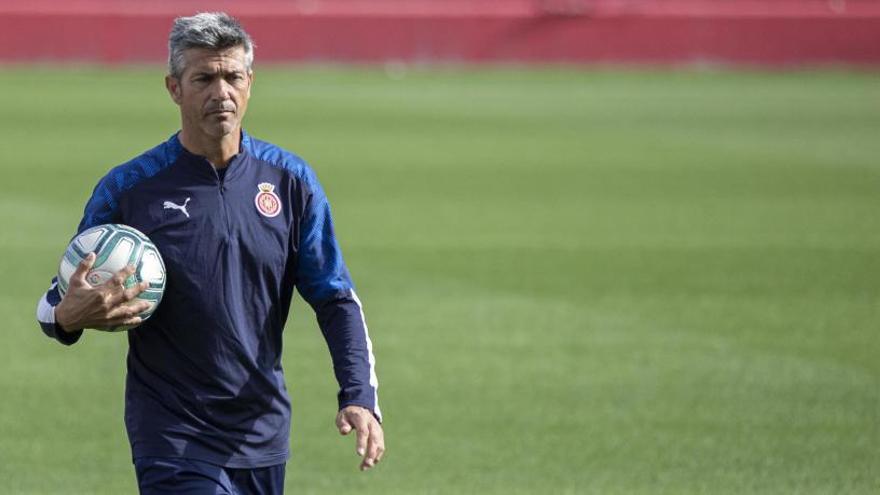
[0,65,878,494]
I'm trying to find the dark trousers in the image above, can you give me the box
[135,457,286,495]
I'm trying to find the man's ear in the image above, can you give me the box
[247,71,254,98]
[165,75,182,105]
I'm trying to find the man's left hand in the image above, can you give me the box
[336,405,385,471]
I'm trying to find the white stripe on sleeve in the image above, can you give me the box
[351,290,381,422]
[36,282,58,325]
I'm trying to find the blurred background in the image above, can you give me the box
[0,1,878,494]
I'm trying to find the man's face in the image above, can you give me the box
[165,46,253,140]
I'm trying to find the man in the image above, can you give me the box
[35,12,384,493]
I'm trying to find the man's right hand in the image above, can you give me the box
[55,252,151,332]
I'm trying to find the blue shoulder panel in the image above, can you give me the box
[244,132,354,304]
[243,132,321,195]
[78,134,183,233]
[243,132,310,176]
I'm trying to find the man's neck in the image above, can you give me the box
[178,128,241,168]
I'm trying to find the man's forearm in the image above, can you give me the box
[314,291,382,421]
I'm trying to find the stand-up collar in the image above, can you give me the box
[171,130,252,183]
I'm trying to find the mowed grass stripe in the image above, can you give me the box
[0,66,877,494]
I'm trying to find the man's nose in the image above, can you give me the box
[209,78,233,100]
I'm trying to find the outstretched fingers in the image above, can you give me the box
[336,406,385,471]
[355,417,370,457]
[105,299,149,320]
[56,258,151,331]
[107,266,148,305]
[110,264,137,288]
[69,252,96,287]
[361,422,385,471]
[372,427,386,464]
[114,280,150,306]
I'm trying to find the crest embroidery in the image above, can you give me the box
[255,183,281,218]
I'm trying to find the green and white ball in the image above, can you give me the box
[58,224,166,331]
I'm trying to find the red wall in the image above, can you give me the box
[1,0,879,65]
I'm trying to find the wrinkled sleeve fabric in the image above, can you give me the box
[36,173,118,346]
[295,168,382,422]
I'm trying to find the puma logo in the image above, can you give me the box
[163,197,191,218]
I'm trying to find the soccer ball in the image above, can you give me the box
[57,224,166,331]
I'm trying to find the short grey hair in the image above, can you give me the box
[168,12,255,78]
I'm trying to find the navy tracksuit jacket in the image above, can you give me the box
[36,131,381,468]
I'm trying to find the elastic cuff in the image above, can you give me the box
[54,323,84,345]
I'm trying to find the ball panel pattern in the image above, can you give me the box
[57,224,167,332]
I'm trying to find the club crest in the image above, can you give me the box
[255,182,281,218]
